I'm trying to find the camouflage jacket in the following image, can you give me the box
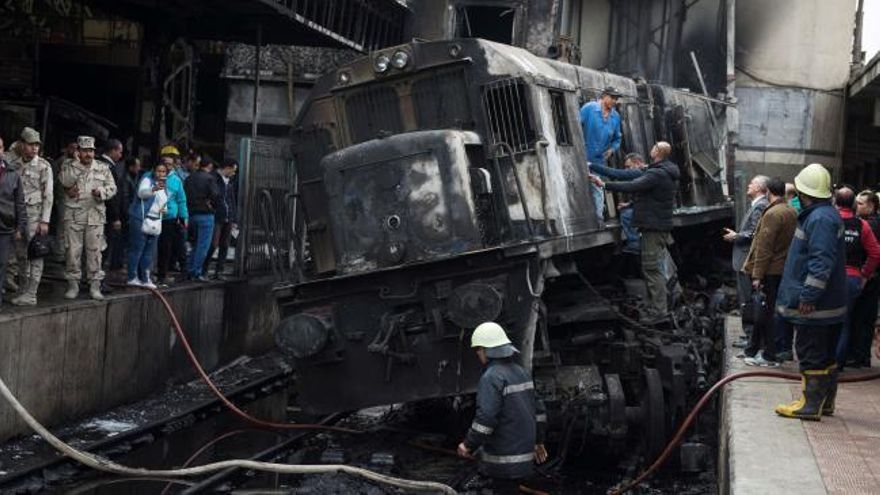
[7,152,53,223]
[59,159,117,225]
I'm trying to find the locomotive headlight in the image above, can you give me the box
[337,71,351,85]
[275,314,330,359]
[373,54,391,73]
[391,50,409,69]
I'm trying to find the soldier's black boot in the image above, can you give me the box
[775,369,830,421]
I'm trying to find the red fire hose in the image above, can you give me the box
[139,286,360,434]
[139,285,880,493]
[609,367,880,495]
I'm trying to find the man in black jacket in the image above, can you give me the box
[203,159,237,278]
[458,322,548,492]
[594,141,680,322]
[0,153,28,310]
[96,139,125,276]
[184,159,218,281]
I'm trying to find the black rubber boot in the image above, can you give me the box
[775,370,830,421]
[822,364,838,416]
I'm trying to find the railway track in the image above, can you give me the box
[0,354,294,493]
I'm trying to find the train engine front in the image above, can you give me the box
[272,39,724,462]
[274,38,609,412]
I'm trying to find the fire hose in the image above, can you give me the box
[609,367,880,495]
[0,284,457,494]
[3,284,880,494]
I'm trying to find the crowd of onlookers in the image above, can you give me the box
[728,172,880,372]
[726,166,880,420]
[0,127,238,310]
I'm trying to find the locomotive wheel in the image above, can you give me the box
[642,368,666,459]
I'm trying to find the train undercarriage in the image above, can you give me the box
[275,220,729,464]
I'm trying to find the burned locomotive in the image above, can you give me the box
[274,38,730,457]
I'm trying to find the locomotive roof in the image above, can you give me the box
[310,38,640,99]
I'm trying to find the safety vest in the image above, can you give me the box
[843,216,866,270]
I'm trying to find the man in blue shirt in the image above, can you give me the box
[579,86,622,224]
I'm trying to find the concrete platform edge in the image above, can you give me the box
[719,315,828,495]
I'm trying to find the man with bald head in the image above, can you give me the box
[833,185,880,370]
[595,142,680,322]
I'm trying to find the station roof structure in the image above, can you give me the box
[87,0,409,51]
[850,52,880,98]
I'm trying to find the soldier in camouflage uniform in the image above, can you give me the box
[59,136,117,300]
[5,127,53,306]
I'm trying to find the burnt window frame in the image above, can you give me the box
[549,89,573,146]
[454,3,520,45]
[411,66,474,130]
[480,77,538,155]
[340,83,405,145]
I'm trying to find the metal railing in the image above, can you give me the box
[236,138,301,282]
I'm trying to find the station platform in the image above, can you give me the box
[720,317,880,494]
[0,273,278,443]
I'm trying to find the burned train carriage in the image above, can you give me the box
[275,39,728,451]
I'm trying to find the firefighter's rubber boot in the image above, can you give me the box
[89,281,105,301]
[822,364,838,416]
[64,280,79,299]
[775,369,830,421]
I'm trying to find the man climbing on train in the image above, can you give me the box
[458,322,548,492]
[592,142,680,324]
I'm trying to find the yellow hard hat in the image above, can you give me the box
[160,145,180,157]
[794,163,832,199]
[471,322,512,348]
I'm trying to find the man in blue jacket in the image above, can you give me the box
[579,86,622,223]
[775,163,847,421]
[458,322,547,492]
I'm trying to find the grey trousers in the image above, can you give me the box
[641,230,671,316]
[0,234,11,306]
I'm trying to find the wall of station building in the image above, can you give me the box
[734,0,857,189]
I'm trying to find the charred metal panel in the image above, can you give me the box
[411,68,472,129]
[344,85,405,143]
[293,97,343,274]
[277,253,539,413]
[323,130,484,275]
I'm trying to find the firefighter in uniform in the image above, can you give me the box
[59,136,117,300]
[5,127,53,306]
[458,322,548,491]
[775,164,847,420]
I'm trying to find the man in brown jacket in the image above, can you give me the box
[741,177,798,366]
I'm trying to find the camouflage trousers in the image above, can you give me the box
[64,219,106,282]
[7,210,46,291]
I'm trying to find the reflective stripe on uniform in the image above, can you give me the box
[794,228,807,240]
[535,414,547,422]
[804,275,827,289]
[482,452,535,464]
[503,381,534,395]
[776,305,847,319]
[471,422,494,435]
